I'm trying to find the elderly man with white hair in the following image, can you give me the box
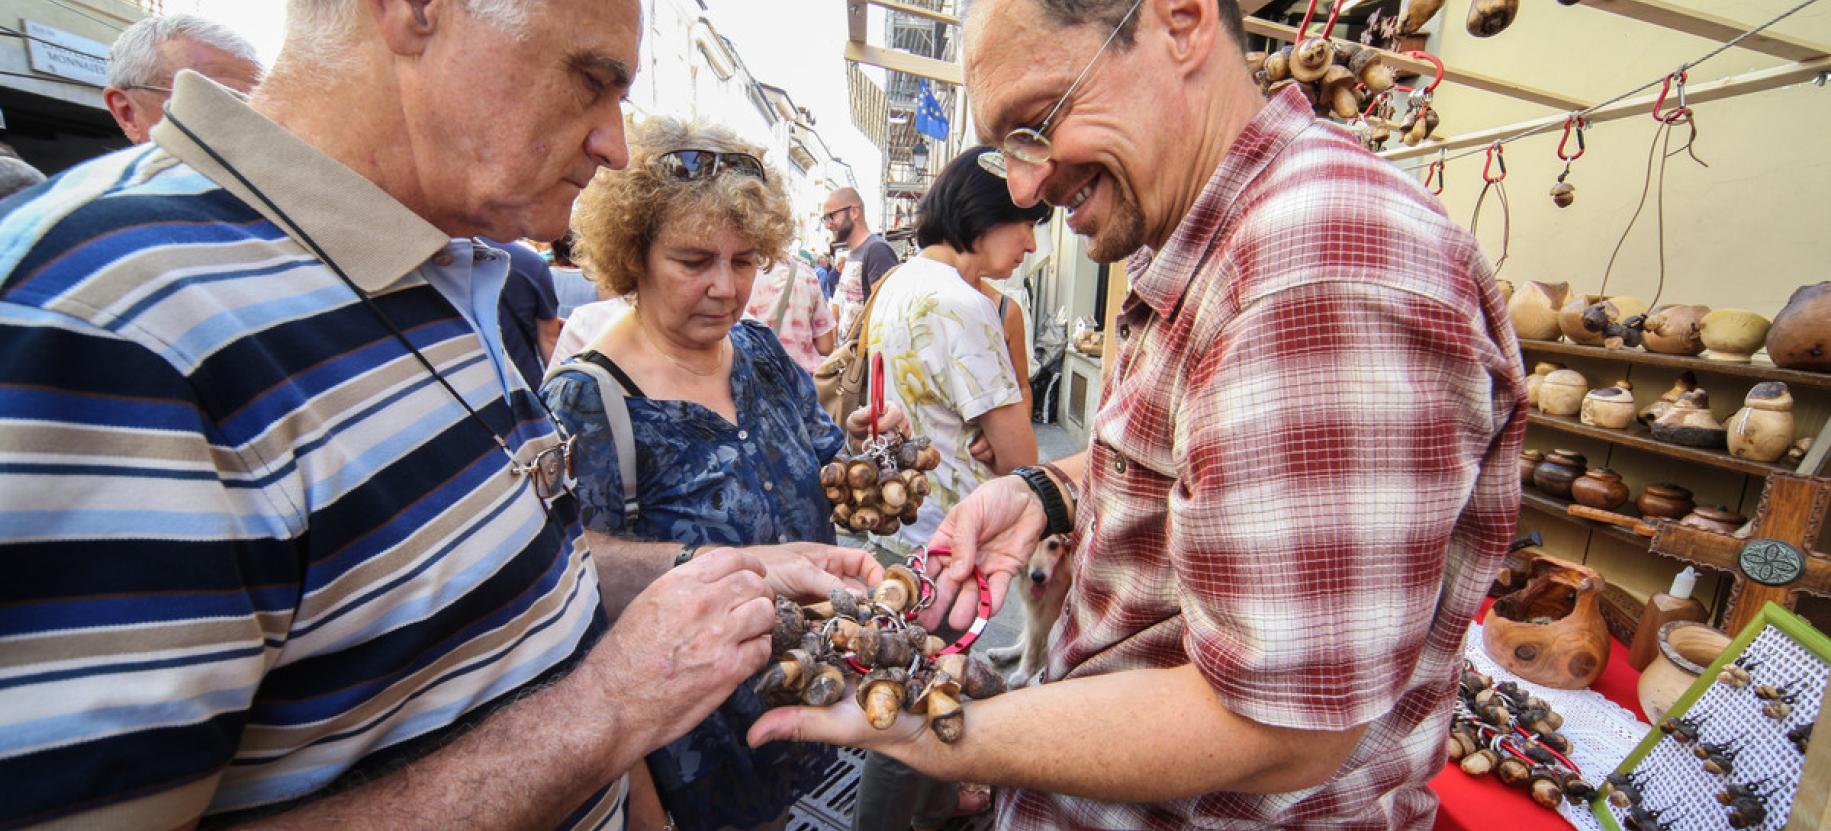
[103,13,263,143]
[0,1,886,828]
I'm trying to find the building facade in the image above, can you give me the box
[0,0,147,173]
[633,0,858,258]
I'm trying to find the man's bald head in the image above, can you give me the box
[823,187,868,245]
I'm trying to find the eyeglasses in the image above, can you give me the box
[512,429,578,502]
[1001,0,1144,167]
[821,205,855,225]
[124,84,173,94]
[655,149,767,182]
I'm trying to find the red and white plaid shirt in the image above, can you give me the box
[997,86,1527,830]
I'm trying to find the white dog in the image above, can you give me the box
[986,534,1072,681]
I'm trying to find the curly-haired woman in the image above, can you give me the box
[541,117,900,831]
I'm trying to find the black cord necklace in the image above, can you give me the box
[161,110,576,501]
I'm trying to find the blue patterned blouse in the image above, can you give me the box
[543,320,844,547]
[541,320,843,830]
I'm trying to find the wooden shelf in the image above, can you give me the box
[1520,490,1653,549]
[1526,412,1795,478]
[1518,339,1831,391]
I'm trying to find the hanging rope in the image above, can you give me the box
[1469,143,1511,276]
[1598,115,1706,309]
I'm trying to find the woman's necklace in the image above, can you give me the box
[637,316,728,378]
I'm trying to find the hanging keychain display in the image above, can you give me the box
[1397,51,1445,147]
[1551,114,1585,208]
[1595,69,1709,349]
[819,351,942,536]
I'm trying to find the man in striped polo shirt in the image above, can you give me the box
[0,1,881,828]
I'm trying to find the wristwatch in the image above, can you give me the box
[672,542,702,568]
[1012,466,1073,540]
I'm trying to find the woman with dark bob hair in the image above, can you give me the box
[541,117,903,831]
[850,145,1049,829]
[865,145,1047,556]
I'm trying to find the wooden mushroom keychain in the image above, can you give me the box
[1395,52,1444,147]
[1550,114,1586,208]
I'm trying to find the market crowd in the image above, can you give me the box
[0,1,1523,831]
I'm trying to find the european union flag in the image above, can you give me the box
[915,80,950,141]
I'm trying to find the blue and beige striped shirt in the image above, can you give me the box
[0,72,622,828]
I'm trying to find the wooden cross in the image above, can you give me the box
[1649,472,1831,635]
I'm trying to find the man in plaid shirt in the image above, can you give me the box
[751,0,1526,827]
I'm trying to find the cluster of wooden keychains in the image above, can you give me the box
[820,434,941,536]
[755,564,1006,744]
[1624,651,1818,829]
[1447,664,1590,809]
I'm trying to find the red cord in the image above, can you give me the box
[1512,725,1581,773]
[1424,160,1444,195]
[868,351,884,440]
[1297,0,1347,40]
[1296,0,1321,39]
[1405,50,1445,93]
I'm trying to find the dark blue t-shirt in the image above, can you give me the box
[485,239,558,390]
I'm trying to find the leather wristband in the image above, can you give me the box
[1013,466,1072,540]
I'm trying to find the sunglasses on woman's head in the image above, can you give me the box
[655,149,767,182]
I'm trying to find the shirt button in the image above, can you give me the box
[738,430,750,440]
[432,251,455,267]
[763,481,774,491]
[779,533,790,543]
[1115,456,1127,474]
[1118,323,1131,340]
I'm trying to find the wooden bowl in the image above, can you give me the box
[1481,559,1610,689]
[1637,621,1730,724]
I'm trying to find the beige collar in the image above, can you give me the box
[151,70,451,293]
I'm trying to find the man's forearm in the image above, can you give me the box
[585,531,677,621]
[239,652,647,830]
[886,664,1364,802]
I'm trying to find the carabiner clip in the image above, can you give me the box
[1653,70,1691,123]
[1482,142,1506,183]
[1557,115,1586,161]
[1424,157,1444,195]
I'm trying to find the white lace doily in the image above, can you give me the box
[1462,621,1652,831]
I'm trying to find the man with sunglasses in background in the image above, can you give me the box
[102,13,263,144]
[822,186,900,335]
[752,0,1526,828]
[0,1,882,829]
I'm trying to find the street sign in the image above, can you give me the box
[22,20,109,89]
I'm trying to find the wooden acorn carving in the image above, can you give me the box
[1263,46,1292,83]
[1400,0,1446,33]
[1291,37,1334,83]
[1467,0,1519,37]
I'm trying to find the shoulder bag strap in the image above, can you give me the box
[852,263,896,346]
[543,352,640,525]
[770,264,798,332]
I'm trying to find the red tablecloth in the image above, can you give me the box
[1429,602,1648,831]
